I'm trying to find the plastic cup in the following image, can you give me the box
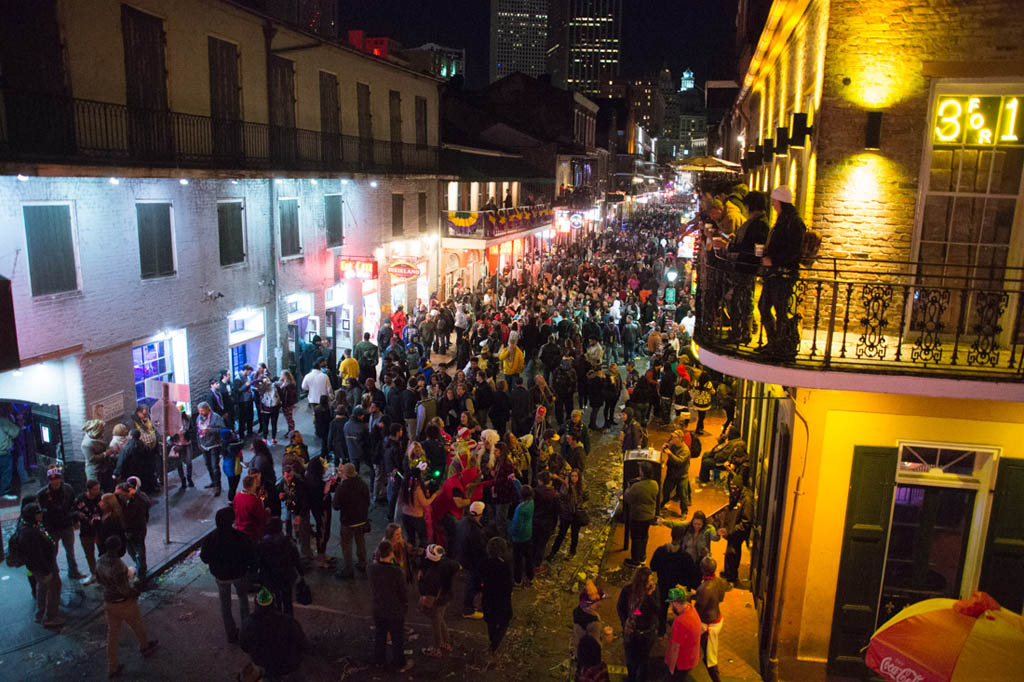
[755,244,765,257]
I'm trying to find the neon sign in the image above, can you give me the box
[387,262,421,280]
[933,95,1022,145]
[335,257,378,281]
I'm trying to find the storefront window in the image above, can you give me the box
[132,340,173,400]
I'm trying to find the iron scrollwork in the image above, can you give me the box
[910,288,949,364]
[857,283,892,359]
[967,291,1008,367]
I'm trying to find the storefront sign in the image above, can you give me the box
[933,95,1023,145]
[569,213,585,229]
[335,257,378,281]
[665,287,676,304]
[387,261,421,281]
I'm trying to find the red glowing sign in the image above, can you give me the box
[335,257,378,281]
[387,262,421,280]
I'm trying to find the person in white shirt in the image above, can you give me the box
[301,361,331,412]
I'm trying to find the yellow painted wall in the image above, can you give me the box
[770,386,1024,679]
[58,0,439,145]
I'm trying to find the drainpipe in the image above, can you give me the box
[766,389,810,682]
[263,23,282,373]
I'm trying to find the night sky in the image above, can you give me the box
[340,0,738,89]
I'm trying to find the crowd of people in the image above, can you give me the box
[1,183,808,680]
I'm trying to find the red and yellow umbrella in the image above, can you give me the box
[866,592,1024,682]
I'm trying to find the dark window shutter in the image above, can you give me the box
[979,458,1024,612]
[392,194,404,237]
[325,195,343,247]
[279,199,300,257]
[415,96,428,147]
[217,202,245,266]
[136,203,174,279]
[827,446,898,677]
[23,205,77,296]
[418,193,427,233]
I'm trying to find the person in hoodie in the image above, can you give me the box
[201,506,257,643]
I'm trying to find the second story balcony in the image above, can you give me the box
[443,205,553,240]
[693,253,1024,394]
[0,89,439,176]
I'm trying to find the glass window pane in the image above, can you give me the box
[980,198,1016,245]
[990,148,1024,195]
[929,149,955,192]
[948,198,983,244]
[921,196,951,241]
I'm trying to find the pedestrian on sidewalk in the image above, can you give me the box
[664,587,701,681]
[95,535,159,679]
[455,500,488,619]
[239,588,306,680]
[650,525,700,636]
[695,557,728,682]
[74,479,103,586]
[417,543,458,657]
[623,467,659,567]
[201,506,257,644]
[257,517,303,616]
[257,375,282,445]
[234,474,269,542]
[332,462,370,580]
[36,466,85,580]
[549,469,587,560]
[116,478,150,590]
[195,402,225,497]
[276,464,312,561]
[573,580,608,647]
[616,566,659,682]
[480,536,514,658]
[277,370,299,437]
[9,502,64,628]
[233,364,256,439]
[368,539,413,673]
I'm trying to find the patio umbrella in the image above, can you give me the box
[865,592,1024,682]
[673,156,741,173]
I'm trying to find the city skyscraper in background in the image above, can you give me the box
[547,0,622,94]
[489,0,549,82]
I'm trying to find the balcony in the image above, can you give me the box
[443,204,553,239]
[694,253,1024,385]
[0,89,438,175]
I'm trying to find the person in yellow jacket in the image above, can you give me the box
[337,349,360,382]
[498,342,525,384]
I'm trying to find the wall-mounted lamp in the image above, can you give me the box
[864,111,883,150]
[789,113,814,149]
[763,138,775,160]
[775,127,789,155]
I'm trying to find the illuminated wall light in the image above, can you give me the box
[864,111,883,150]
[17,174,28,182]
[274,179,284,185]
[179,178,189,185]
[341,178,349,185]
[230,180,239,185]
[108,177,120,185]
[370,180,378,188]
[776,127,790,155]
[310,179,318,185]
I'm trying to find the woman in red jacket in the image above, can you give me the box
[233,474,269,541]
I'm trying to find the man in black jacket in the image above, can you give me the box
[201,506,257,643]
[332,463,370,579]
[233,365,256,439]
[13,502,64,628]
[368,539,412,672]
[240,588,306,679]
[509,377,534,437]
[650,524,700,636]
[539,334,562,384]
[37,468,84,580]
[117,478,151,589]
[759,186,807,359]
[455,501,489,619]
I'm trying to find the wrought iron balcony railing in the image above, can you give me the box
[0,89,439,175]
[443,204,553,239]
[694,253,1024,381]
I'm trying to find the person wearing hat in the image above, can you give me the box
[82,419,113,492]
[10,501,64,628]
[664,586,701,679]
[417,544,459,656]
[759,185,807,359]
[74,479,103,586]
[36,467,85,580]
[455,499,489,619]
[239,587,306,679]
[95,535,159,677]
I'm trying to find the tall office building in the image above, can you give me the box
[489,0,549,83]
[547,0,622,95]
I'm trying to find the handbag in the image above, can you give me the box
[573,509,590,527]
[418,594,437,615]
[295,578,312,605]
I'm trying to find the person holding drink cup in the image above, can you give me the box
[725,191,771,345]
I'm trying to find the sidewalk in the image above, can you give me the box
[0,399,322,657]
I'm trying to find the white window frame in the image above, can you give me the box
[21,200,82,298]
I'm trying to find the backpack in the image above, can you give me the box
[685,431,702,459]
[634,421,649,449]
[6,526,26,568]
[800,227,822,266]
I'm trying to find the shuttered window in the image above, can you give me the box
[279,198,301,257]
[325,195,343,247]
[418,192,427,233]
[23,204,77,296]
[392,194,404,237]
[217,201,245,266]
[136,202,175,279]
[415,96,428,147]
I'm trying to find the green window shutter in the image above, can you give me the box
[279,199,300,257]
[325,195,343,247]
[392,194,404,237]
[217,202,244,266]
[23,205,76,295]
[979,458,1024,612]
[136,203,174,279]
[827,446,898,677]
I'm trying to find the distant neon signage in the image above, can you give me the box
[336,257,378,281]
[387,262,421,280]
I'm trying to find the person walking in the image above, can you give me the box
[417,544,458,657]
[10,502,65,628]
[74,479,103,586]
[36,467,85,580]
[480,536,514,659]
[623,468,659,567]
[95,535,159,678]
[548,469,587,560]
[695,557,729,682]
[664,587,701,681]
[616,566,659,682]
[239,588,307,681]
[117,478,151,590]
[200,506,257,644]
[332,462,370,580]
[368,539,413,673]
[507,483,534,585]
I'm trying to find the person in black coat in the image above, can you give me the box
[508,377,534,437]
[480,536,514,656]
[257,517,303,615]
[649,524,700,636]
[240,588,306,679]
[489,381,512,437]
[200,506,257,643]
[368,539,412,672]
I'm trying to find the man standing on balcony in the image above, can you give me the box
[759,186,807,361]
[503,189,514,208]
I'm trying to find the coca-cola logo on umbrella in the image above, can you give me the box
[879,657,924,682]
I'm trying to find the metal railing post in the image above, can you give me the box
[822,259,839,368]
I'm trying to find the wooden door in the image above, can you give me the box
[357,82,373,168]
[268,55,296,165]
[122,4,170,160]
[389,89,403,168]
[319,71,341,164]
[979,458,1024,611]
[208,37,241,162]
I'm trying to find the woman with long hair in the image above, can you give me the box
[96,493,126,557]
[276,370,299,437]
[374,522,412,583]
[616,566,659,682]
[398,466,440,548]
[548,468,588,560]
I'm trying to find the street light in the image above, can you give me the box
[666,269,678,283]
